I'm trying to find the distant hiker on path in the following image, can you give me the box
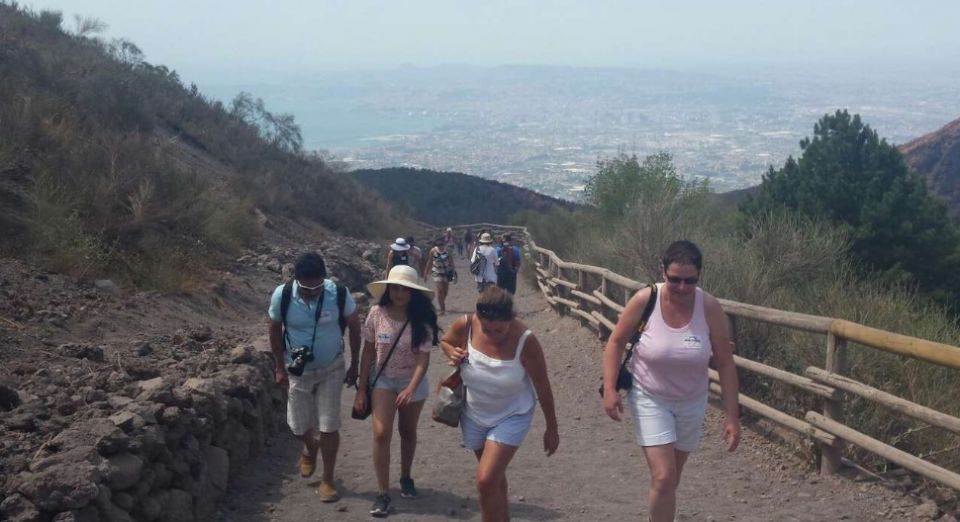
[472,232,499,293]
[385,237,412,277]
[355,266,440,517]
[495,233,521,294]
[440,287,559,522]
[406,236,424,274]
[423,237,456,315]
[463,228,475,258]
[443,227,457,254]
[268,253,361,503]
[455,228,465,257]
[601,240,740,522]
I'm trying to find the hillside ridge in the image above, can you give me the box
[352,167,578,226]
[900,116,960,220]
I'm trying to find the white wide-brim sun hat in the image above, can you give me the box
[367,265,435,300]
[478,232,494,244]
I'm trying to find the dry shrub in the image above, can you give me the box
[531,198,960,472]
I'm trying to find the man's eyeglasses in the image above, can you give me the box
[666,275,699,286]
[297,280,325,291]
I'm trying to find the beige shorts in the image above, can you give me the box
[286,357,346,435]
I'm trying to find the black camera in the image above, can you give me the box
[286,346,314,376]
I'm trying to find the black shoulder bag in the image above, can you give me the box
[599,283,658,397]
[352,320,409,420]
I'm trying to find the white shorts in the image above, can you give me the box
[628,387,708,452]
[286,358,345,435]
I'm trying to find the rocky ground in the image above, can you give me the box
[0,220,399,521]
[221,257,959,522]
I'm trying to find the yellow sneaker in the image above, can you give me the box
[298,450,316,478]
[317,481,339,503]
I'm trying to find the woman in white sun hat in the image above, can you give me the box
[384,237,412,277]
[355,265,441,517]
[472,232,499,293]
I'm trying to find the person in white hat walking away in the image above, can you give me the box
[384,237,412,278]
[354,265,441,517]
[472,232,499,293]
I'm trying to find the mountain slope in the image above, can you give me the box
[352,167,579,226]
[0,4,410,287]
[900,116,960,221]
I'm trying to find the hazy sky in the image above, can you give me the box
[22,0,960,85]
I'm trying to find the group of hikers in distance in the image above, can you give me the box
[268,234,739,521]
[385,228,523,315]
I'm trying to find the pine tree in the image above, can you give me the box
[742,110,960,301]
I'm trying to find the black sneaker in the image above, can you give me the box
[399,477,418,499]
[370,494,391,518]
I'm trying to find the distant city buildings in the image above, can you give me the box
[277,66,958,201]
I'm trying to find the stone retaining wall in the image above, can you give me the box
[1,347,284,522]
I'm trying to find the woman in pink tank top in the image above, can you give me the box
[601,240,740,522]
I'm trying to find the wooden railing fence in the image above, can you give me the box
[447,223,960,492]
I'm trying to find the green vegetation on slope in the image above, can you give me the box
[742,110,960,304]
[528,137,960,473]
[352,167,578,226]
[0,4,408,289]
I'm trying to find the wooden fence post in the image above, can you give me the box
[821,332,847,474]
[576,269,587,327]
[729,315,739,354]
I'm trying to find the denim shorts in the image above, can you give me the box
[371,373,429,403]
[460,408,534,451]
[628,387,708,452]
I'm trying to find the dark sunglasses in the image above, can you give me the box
[666,275,699,285]
[476,303,513,321]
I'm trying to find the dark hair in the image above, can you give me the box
[476,287,515,321]
[294,253,327,280]
[661,240,702,271]
[406,236,415,245]
[378,286,440,347]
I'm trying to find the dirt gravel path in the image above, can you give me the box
[223,265,928,521]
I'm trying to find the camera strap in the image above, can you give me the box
[305,289,326,356]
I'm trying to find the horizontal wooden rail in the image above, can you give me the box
[732,356,839,400]
[830,319,960,370]
[592,290,625,314]
[708,382,837,447]
[718,299,832,333]
[570,289,602,306]
[591,310,616,332]
[570,308,600,329]
[805,367,960,435]
[806,412,960,491]
[550,277,578,289]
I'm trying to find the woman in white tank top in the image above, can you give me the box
[601,241,740,522]
[440,287,559,522]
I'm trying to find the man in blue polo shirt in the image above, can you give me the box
[268,253,361,503]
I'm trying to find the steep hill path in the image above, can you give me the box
[223,263,931,521]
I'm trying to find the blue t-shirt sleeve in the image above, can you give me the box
[267,285,284,322]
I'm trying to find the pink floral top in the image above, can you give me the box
[362,305,433,379]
